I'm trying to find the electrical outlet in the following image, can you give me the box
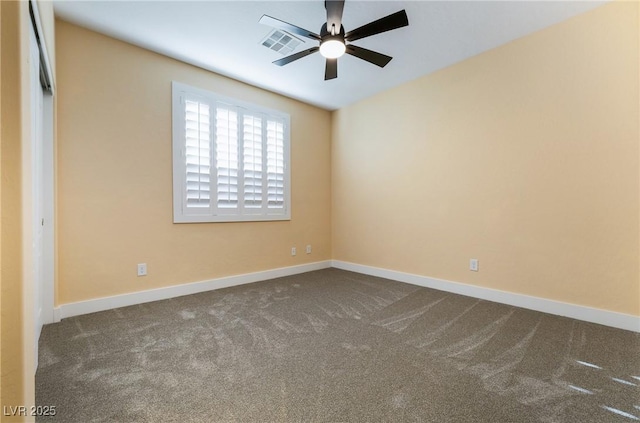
[306,245,312,254]
[291,247,296,256]
[137,263,147,276]
[470,259,479,272]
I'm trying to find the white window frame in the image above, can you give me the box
[172,81,291,223]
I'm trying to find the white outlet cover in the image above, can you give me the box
[470,259,479,272]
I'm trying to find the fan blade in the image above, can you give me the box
[325,0,345,34]
[273,47,320,66]
[345,10,408,42]
[325,58,337,80]
[259,15,321,41]
[345,45,392,68]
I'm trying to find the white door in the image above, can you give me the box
[30,22,45,368]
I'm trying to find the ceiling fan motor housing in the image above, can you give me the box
[320,22,345,42]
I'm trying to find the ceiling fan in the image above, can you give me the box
[259,0,409,80]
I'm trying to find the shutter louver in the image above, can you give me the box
[216,107,239,209]
[267,120,285,209]
[243,115,263,209]
[184,100,211,209]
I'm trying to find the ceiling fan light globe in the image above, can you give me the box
[320,39,346,59]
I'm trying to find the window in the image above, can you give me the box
[172,82,290,223]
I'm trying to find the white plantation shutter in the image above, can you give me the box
[215,106,239,210]
[267,120,285,209]
[243,114,263,209]
[184,100,211,210]
[172,82,290,223]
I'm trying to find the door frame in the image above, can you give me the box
[27,0,55,373]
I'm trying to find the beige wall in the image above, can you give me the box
[1,0,3,409]
[56,20,332,305]
[332,2,639,316]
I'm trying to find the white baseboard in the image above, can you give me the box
[54,261,332,322]
[54,259,640,333]
[332,260,640,333]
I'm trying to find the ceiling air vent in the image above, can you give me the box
[261,29,303,56]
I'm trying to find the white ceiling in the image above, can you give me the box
[53,0,607,110]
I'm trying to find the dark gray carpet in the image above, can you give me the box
[36,269,639,422]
